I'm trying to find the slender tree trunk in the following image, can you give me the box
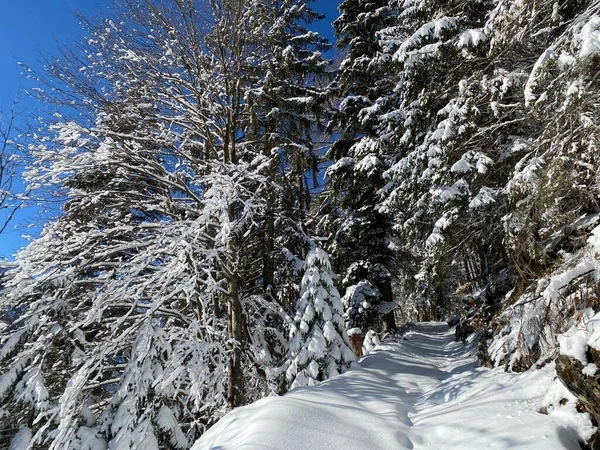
[227,271,245,408]
[263,206,275,294]
[226,176,245,407]
[262,149,276,295]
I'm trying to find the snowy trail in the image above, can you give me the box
[193,323,582,450]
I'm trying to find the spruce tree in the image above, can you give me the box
[285,248,355,389]
[326,0,398,334]
[373,0,511,319]
[244,0,332,307]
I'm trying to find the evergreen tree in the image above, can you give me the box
[479,0,600,370]
[326,0,398,334]
[285,248,355,389]
[243,0,332,307]
[371,0,512,319]
[373,0,600,372]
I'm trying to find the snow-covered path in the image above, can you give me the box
[193,323,583,450]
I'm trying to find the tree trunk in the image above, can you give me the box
[381,311,396,333]
[261,141,276,296]
[262,201,275,295]
[349,331,364,357]
[227,195,245,408]
[380,278,396,332]
[227,273,245,408]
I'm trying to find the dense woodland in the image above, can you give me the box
[1,0,600,448]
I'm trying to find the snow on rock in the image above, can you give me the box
[582,363,598,376]
[487,247,600,373]
[558,327,590,364]
[193,323,583,450]
[540,376,597,442]
[558,309,600,363]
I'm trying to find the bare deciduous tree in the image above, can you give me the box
[0,105,22,235]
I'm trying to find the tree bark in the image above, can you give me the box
[381,311,396,333]
[262,208,275,294]
[227,272,245,408]
[380,278,397,332]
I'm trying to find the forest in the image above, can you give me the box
[1,0,600,448]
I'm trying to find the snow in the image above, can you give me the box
[285,249,355,390]
[540,377,596,442]
[469,187,498,209]
[355,154,383,175]
[576,16,600,58]
[192,324,584,450]
[558,329,589,364]
[582,363,597,376]
[588,312,600,350]
[74,427,108,450]
[457,29,486,48]
[362,329,380,355]
[559,310,600,369]
[450,157,473,173]
[395,17,459,57]
[524,48,555,106]
[588,224,600,251]
[8,427,31,450]
[541,260,596,302]
[156,405,189,448]
[426,212,456,247]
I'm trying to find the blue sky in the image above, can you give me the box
[0,0,339,259]
[0,0,111,258]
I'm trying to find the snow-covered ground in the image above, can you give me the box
[193,323,586,450]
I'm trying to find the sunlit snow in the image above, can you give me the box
[193,324,584,450]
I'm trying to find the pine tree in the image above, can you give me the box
[371,0,600,374]
[285,248,355,389]
[478,0,600,371]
